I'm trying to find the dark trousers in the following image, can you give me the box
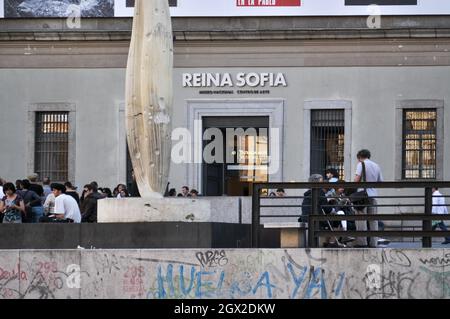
[432,222,450,241]
[39,216,74,223]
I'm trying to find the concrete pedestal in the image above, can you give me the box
[264,222,307,248]
[98,197,212,223]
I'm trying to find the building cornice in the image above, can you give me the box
[1,16,450,41]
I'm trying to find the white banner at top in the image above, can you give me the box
[116,0,450,17]
[1,0,450,19]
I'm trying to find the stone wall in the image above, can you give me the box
[0,249,449,299]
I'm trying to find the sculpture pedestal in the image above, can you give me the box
[98,198,212,223]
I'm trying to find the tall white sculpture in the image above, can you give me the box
[125,0,173,198]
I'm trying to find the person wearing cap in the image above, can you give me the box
[39,183,81,223]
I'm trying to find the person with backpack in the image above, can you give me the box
[353,149,383,248]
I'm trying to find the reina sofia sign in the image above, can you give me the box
[182,72,287,88]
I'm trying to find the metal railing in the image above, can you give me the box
[251,181,450,248]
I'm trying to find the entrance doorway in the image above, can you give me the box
[202,116,269,196]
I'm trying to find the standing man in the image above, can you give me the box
[354,149,383,248]
[39,183,81,223]
[432,187,450,245]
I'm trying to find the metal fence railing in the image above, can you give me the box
[251,181,450,248]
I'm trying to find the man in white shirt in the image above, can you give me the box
[39,183,81,223]
[353,149,383,248]
[43,193,56,216]
[0,177,4,197]
[432,187,450,245]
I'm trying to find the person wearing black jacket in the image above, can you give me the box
[28,173,44,198]
[300,174,332,222]
[80,184,102,223]
[18,179,43,223]
[64,182,80,205]
[299,174,339,247]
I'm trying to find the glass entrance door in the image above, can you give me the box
[203,116,269,196]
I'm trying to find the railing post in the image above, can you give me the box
[423,187,433,248]
[310,188,320,248]
[251,184,261,248]
[308,214,315,248]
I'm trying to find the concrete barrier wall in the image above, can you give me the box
[98,197,302,225]
[98,197,412,226]
[0,248,449,299]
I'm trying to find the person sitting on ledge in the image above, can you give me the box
[189,189,199,198]
[178,186,191,197]
[39,183,81,224]
[276,188,286,197]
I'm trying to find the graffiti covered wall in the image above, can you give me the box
[0,249,449,299]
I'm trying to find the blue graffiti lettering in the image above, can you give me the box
[305,268,327,299]
[334,272,346,298]
[252,271,276,298]
[195,271,216,298]
[179,265,196,296]
[287,263,308,299]
[156,264,175,299]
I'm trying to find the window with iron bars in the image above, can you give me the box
[35,112,69,182]
[310,109,345,180]
[402,109,437,179]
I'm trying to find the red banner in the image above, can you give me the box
[236,0,301,7]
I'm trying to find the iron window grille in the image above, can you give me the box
[402,109,437,180]
[35,112,69,182]
[310,109,345,180]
